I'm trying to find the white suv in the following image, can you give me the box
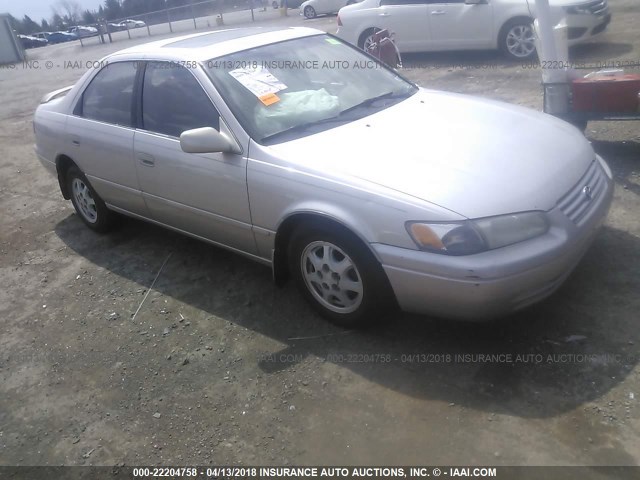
[336,0,611,59]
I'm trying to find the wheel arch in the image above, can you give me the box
[272,211,382,287]
[357,27,381,49]
[55,154,78,199]
[497,15,534,49]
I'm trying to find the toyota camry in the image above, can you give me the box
[33,27,613,327]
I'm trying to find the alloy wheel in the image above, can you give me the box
[300,241,363,314]
[72,178,98,224]
[506,24,536,58]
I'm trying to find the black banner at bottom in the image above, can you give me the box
[0,466,637,480]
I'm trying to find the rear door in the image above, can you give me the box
[66,61,148,216]
[133,61,256,254]
[427,0,493,49]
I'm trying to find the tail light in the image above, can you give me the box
[337,15,342,26]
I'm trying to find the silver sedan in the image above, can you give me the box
[34,27,613,327]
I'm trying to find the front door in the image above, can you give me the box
[133,62,256,255]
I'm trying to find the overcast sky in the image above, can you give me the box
[0,0,105,23]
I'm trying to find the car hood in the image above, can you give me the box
[267,88,594,219]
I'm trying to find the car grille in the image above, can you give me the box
[585,0,609,16]
[556,160,607,225]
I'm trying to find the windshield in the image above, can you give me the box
[205,34,417,145]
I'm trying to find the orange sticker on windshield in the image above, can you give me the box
[259,92,280,106]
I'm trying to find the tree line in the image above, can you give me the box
[9,0,205,35]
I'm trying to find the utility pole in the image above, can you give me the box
[534,0,570,115]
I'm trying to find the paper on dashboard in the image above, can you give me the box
[229,66,288,98]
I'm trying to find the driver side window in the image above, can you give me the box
[142,62,220,138]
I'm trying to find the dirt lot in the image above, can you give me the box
[1,1,639,473]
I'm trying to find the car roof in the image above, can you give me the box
[107,27,324,63]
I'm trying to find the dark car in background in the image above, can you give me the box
[17,34,48,49]
[34,31,78,44]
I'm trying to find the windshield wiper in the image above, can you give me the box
[339,90,413,116]
[261,115,350,144]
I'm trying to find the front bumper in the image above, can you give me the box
[373,156,614,321]
[566,12,611,45]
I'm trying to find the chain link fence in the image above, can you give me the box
[80,0,292,47]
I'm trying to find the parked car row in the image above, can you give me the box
[19,17,178,49]
[335,0,611,60]
[18,24,104,49]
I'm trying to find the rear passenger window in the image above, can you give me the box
[142,62,220,138]
[81,62,137,127]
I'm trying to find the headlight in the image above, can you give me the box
[473,211,549,250]
[406,212,549,256]
[564,5,592,14]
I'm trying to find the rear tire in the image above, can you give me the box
[358,28,379,51]
[288,224,394,328]
[66,165,116,233]
[303,5,316,18]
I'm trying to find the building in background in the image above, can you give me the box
[0,13,25,64]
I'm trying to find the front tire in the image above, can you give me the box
[303,5,316,18]
[66,166,116,233]
[499,19,537,60]
[288,225,393,328]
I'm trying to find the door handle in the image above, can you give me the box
[379,12,389,16]
[431,10,446,15]
[138,153,155,167]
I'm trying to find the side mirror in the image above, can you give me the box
[465,0,487,4]
[180,127,238,154]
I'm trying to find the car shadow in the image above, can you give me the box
[570,42,635,62]
[401,50,505,69]
[592,139,640,197]
[54,158,638,420]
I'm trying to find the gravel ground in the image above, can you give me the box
[0,0,639,473]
